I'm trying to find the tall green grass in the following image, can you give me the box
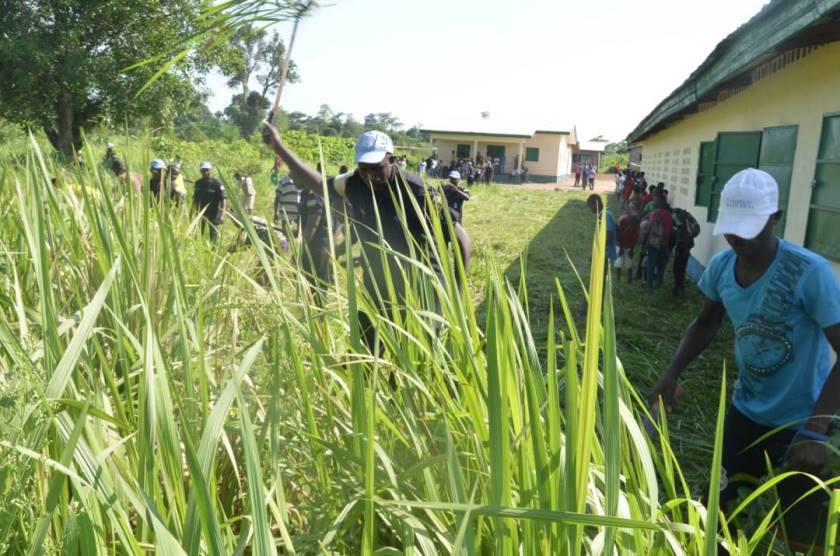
[0,134,836,554]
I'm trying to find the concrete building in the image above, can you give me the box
[573,141,608,168]
[422,125,577,183]
[626,0,840,277]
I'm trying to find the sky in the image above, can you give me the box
[205,0,770,142]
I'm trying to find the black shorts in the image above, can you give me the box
[720,406,830,547]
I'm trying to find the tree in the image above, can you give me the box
[605,140,628,155]
[217,24,298,137]
[224,91,271,137]
[217,25,299,98]
[255,30,299,99]
[589,135,608,142]
[174,100,239,142]
[0,0,208,158]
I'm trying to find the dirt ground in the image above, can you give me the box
[500,174,618,193]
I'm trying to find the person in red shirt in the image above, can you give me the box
[642,184,657,205]
[616,205,641,281]
[642,194,674,290]
[574,164,582,187]
[623,172,635,201]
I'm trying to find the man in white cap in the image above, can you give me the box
[149,159,167,199]
[192,162,226,241]
[442,170,470,225]
[263,122,472,348]
[648,168,840,548]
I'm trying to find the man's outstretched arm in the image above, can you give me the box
[648,298,725,414]
[454,223,471,283]
[263,123,325,197]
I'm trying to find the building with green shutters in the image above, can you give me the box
[627,0,840,278]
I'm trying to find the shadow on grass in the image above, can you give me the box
[475,198,594,348]
[471,192,736,492]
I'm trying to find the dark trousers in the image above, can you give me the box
[645,246,667,289]
[720,407,830,549]
[673,246,690,294]
[201,218,220,242]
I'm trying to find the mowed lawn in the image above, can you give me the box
[463,185,736,490]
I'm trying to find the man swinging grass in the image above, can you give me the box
[263,122,472,350]
[649,169,840,549]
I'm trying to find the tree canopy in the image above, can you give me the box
[0,0,211,158]
[216,24,298,137]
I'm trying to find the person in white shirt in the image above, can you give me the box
[234,172,256,214]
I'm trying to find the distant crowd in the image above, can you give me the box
[418,151,530,185]
[589,168,701,297]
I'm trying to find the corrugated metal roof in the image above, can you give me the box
[578,141,607,153]
[626,0,840,144]
[422,113,571,139]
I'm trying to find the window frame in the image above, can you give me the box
[525,147,540,162]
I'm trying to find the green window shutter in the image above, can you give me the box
[486,145,506,159]
[805,114,840,261]
[759,125,798,237]
[525,147,539,162]
[456,144,471,158]
[695,141,716,207]
[710,131,762,222]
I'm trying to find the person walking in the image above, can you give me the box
[648,168,840,551]
[274,175,301,237]
[263,123,472,352]
[587,164,596,190]
[192,162,226,242]
[443,170,471,224]
[616,204,641,282]
[234,172,256,214]
[167,162,187,205]
[298,185,332,291]
[642,194,673,290]
[149,159,167,200]
[587,194,617,267]
[671,207,700,296]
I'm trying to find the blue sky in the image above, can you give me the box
[206,0,769,142]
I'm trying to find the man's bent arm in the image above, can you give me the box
[805,324,840,434]
[263,123,325,197]
[454,223,472,278]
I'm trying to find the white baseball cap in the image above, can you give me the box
[713,168,779,240]
[200,161,212,170]
[448,170,461,180]
[150,159,166,170]
[107,143,114,149]
[355,131,394,164]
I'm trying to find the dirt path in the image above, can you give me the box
[500,175,617,193]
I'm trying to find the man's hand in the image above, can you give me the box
[263,123,282,152]
[648,374,684,416]
[787,436,828,475]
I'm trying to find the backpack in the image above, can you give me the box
[673,208,701,241]
[647,211,666,250]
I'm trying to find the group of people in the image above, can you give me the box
[574,163,597,190]
[419,152,513,186]
[601,179,700,296]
